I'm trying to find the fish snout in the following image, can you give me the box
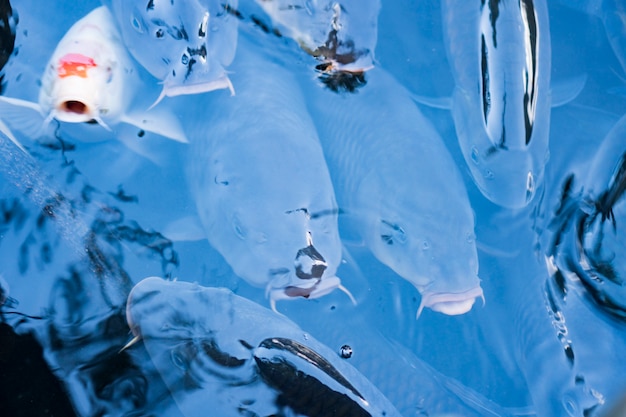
[51,76,99,123]
[416,285,485,318]
[294,243,327,280]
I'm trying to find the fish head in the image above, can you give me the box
[359,175,482,316]
[453,87,550,209]
[199,140,345,307]
[125,277,258,382]
[38,7,131,125]
[110,0,238,100]
[258,0,378,74]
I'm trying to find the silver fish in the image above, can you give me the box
[442,0,552,208]
[124,277,403,417]
[184,33,351,310]
[302,66,483,317]
[102,0,238,104]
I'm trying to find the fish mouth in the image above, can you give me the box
[416,286,485,318]
[267,276,356,312]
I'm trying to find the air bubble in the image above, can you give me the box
[339,344,353,359]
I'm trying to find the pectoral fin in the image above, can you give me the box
[0,96,48,151]
[119,107,189,144]
[410,93,453,110]
[550,73,588,107]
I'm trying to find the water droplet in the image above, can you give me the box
[339,344,353,359]
[422,240,430,250]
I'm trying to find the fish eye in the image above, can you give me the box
[130,13,146,34]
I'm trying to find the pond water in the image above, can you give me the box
[1,0,626,416]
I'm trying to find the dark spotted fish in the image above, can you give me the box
[102,0,238,104]
[184,32,351,310]
[124,277,403,417]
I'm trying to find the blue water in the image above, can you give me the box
[1,0,626,416]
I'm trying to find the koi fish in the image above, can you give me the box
[124,276,403,417]
[301,66,483,317]
[245,0,380,75]
[438,0,553,209]
[102,0,238,105]
[0,6,188,154]
[183,33,351,310]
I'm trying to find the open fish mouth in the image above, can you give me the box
[416,286,485,318]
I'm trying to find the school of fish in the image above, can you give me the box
[0,0,625,416]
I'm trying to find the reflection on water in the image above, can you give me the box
[1,0,626,416]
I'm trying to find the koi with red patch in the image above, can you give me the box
[57,53,96,78]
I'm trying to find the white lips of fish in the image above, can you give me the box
[365,214,484,318]
[0,6,188,151]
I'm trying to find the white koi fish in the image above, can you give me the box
[441,0,552,209]
[124,277,403,417]
[245,0,380,76]
[0,6,188,153]
[301,66,483,317]
[183,33,351,310]
[102,0,238,105]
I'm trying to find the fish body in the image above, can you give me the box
[442,0,552,208]
[247,0,380,75]
[125,277,403,417]
[185,33,346,308]
[0,6,188,152]
[102,0,238,102]
[302,66,482,316]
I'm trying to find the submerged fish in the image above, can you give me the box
[102,0,238,104]
[183,33,350,309]
[441,0,552,209]
[0,6,188,152]
[301,66,483,317]
[124,277,403,417]
[244,0,379,89]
